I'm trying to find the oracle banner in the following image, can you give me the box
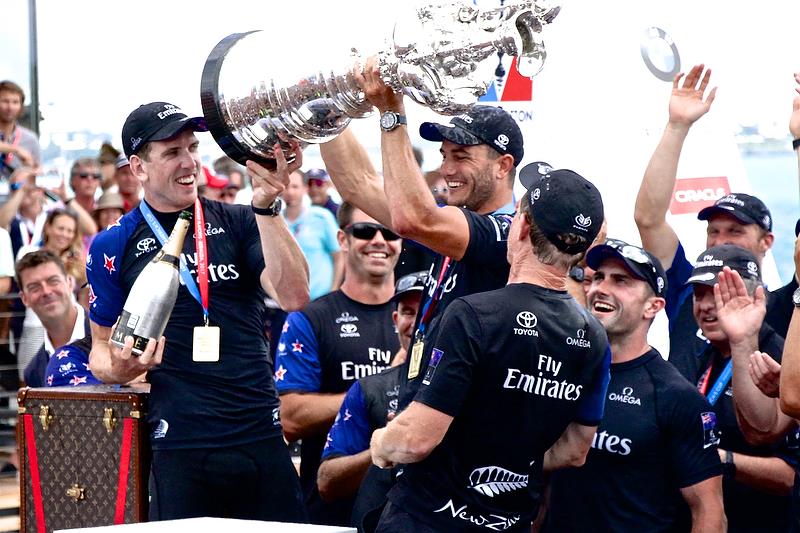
[669,177,731,215]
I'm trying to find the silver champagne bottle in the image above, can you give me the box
[111,211,192,355]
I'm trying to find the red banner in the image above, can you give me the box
[669,177,731,215]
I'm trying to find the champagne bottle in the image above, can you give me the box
[111,211,192,356]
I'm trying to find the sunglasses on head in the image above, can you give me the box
[345,222,400,241]
[604,239,658,274]
[76,172,102,180]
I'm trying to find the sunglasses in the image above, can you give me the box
[345,222,400,241]
[76,172,102,180]
[307,178,327,188]
[604,238,660,280]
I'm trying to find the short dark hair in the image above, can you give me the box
[0,81,24,104]
[15,250,67,288]
[337,201,356,229]
[519,189,584,270]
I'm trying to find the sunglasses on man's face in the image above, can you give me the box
[345,222,400,241]
[75,172,102,180]
[307,178,327,188]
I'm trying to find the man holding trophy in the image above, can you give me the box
[86,102,309,522]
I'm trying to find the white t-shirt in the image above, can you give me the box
[0,227,13,278]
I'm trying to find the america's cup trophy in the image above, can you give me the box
[200,0,560,169]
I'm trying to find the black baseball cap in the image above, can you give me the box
[686,244,761,286]
[526,169,604,254]
[697,193,772,232]
[121,102,208,158]
[795,217,800,237]
[419,105,524,166]
[586,239,667,297]
[391,271,429,303]
[519,161,553,189]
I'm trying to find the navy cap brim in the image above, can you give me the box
[586,245,648,283]
[795,218,800,237]
[149,116,209,143]
[519,161,553,190]
[685,270,719,287]
[391,286,424,303]
[697,205,758,227]
[419,122,482,147]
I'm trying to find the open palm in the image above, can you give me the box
[669,64,717,126]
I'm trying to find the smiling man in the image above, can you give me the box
[275,201,401,526]
[545,239,725,532]
[86,101,309,523]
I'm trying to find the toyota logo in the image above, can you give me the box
[137,238,156,252]
[341,324,357,334]
[622,387,634,396]
[516,311,538,329]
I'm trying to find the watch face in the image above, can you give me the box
[793,287,800,306]
[380,112,396,130]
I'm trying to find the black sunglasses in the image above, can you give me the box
[345,222,400,241]
[76,172,102,180]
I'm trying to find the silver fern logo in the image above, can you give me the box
[468,466,528,498]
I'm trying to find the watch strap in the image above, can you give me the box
[251,198,282,217]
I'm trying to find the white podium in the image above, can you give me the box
[55,517,356,533]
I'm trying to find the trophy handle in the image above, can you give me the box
[201,31,294,171]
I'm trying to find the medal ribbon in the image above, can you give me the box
[193,198,210,325]
[697,358,733,406]
[416,257,453,338]
[139,200,209,322]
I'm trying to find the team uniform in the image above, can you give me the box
[691,328,794,532]
[398,207,513,409]
[381,284,611,532]
[87,198,304,521]
[321,366,403,528]
[275,290,399,525]
[546,349,722,532]
[44,337,101,388]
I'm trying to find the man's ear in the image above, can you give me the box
[337,229,348,251]
[129,155,148,185]
[643,296,666,320]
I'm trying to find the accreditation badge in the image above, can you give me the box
[193,326,220,362]
[408,338,424,379]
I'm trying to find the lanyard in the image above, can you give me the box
[416,257,453,337]
[139,199,209,323]
[697,358,733,406]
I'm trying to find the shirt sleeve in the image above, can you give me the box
[414,299,482,417]
[663,387,723,487]
[462,210,512,270]
[86,227,126,327]
[273,311,322,393]
[574,344,611,425]
[239,205,267,277]
[45,345,103,387]
[664,241,694,323]
[321,380,371,460]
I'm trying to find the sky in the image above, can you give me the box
[3,0,800,166]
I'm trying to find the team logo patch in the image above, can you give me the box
[701,411,719,449]
[468,466,528,498]
[422,348,444,385]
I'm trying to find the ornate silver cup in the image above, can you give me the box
[200,0,560,169]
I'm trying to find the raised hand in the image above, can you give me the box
[668,64,717,127]
[790,72,800,139]
[246,139,302,209]
[713,266,766,346]
[353,56,404,114]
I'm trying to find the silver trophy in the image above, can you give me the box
[200,0,560,169]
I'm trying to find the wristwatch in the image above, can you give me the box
[793,286,800,308]
[379,111,407,132]
[251,198,283,217]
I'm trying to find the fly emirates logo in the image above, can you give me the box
[503,354,582,401]
[180,252,240,283]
